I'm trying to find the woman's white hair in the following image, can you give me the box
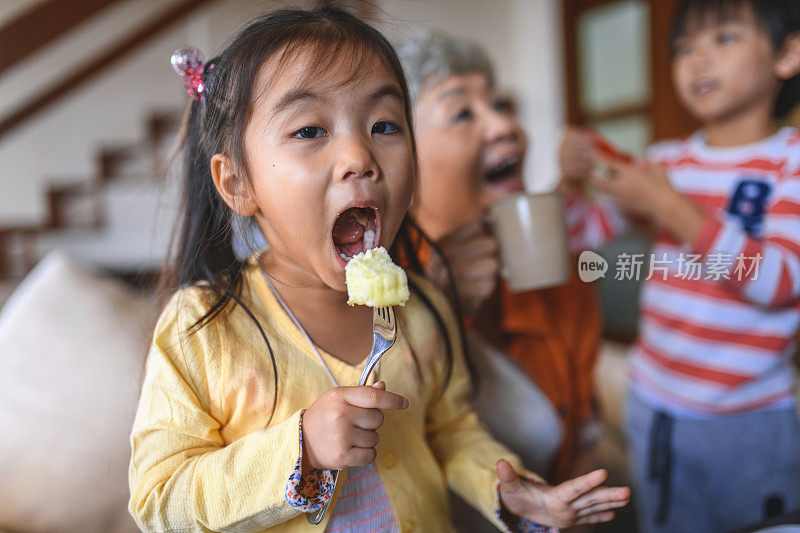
[395,29,494,103]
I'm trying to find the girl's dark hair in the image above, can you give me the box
[391,217,479,397]
[670,0,800,118]
[165,8,459,415]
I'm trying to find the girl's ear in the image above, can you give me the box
[775,33,800,80]
[210,153,259,217]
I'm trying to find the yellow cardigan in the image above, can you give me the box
[129,258,540,532]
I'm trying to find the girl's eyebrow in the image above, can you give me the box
[268,84,404,121]
[269,89,322,120]
[369,84,404,105]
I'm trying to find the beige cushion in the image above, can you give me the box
[594,340,631,436]
[0,252,156,532]
[592,340,632,485]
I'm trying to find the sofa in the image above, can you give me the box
[0,253,155,532]
[0,252,637,532]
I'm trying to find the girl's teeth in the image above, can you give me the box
[340,252,349,260]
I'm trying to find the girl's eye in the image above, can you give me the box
[717,31,737,45]
[372,121,401,135]
[452,108,473,123]
[294,126,327,139]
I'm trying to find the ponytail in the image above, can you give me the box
[161,93,247,334]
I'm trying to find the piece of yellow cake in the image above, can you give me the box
[345,247,409,307]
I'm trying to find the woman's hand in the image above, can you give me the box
[496,459,630,528]
[302,381,408,471]
[558,128,596,195]
[427,219,501,317]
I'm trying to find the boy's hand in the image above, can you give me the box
[590,156,674,218]
[496,459,630,528]
[428,219,500,317]
[591,157,705,244]
[558,128,596,195]
[302,381,408,471]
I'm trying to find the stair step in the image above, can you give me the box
[46,182,101,230]
[34,174,182,271]
[97,110,182,182]
[0,107,184,280]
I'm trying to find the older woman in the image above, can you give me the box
[396,30,604,486]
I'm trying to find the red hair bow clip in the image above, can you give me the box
[171,46,208,101]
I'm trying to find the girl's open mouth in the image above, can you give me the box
[332,206,380,263]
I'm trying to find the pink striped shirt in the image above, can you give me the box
[567,127,800,415]
[325,464,398,533]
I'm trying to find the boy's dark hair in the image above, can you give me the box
[670,0,800,118]
[165,8,462,417]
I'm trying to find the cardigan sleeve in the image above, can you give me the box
[128,289,307,532]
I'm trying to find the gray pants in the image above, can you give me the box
[625,389,800,533]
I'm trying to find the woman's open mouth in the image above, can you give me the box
[484,155,522,184]
[332,206,381,263]
[483,155,524,194]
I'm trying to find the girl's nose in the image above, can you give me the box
[333,135,378,181]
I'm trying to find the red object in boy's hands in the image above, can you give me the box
[590,132,635,164]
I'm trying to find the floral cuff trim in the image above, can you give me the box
[494,481,559,533]
[285,409,336,512]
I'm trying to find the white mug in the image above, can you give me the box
[486,191,570,292]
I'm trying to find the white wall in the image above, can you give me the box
[0,0,564,227]
[511,0,565,192]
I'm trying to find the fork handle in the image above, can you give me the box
[358,357,380,387]
[306,361,377,525]
[306,470,340,525]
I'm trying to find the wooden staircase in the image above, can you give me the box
[0,0,368,282]
[0,0,220,281]
[0,108,183,280]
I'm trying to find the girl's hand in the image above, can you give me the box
[496,459,630,528]
[302,381,408,471]
[428,219,500,317]
[558,128,596,195]
[591,157,705,244]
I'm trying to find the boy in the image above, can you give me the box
[560,1,800,531]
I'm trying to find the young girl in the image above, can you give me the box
[128,8,629,532]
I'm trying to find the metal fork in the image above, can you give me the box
[307,305,398,525]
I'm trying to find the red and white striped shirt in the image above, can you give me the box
[567,127,800,416]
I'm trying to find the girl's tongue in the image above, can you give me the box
[332,207,378,260]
